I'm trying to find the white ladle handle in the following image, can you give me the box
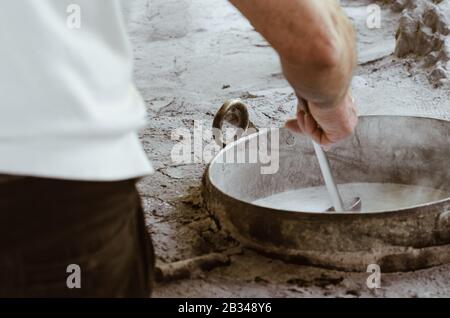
[312,141,344,212]
[299,97,345,212]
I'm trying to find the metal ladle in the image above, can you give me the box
[300,98,361,212]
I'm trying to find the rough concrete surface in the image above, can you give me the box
[391,0,450,86]
[123,0,450,297]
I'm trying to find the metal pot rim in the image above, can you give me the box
[207,114,450,216]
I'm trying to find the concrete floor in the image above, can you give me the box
[123,0,450,297]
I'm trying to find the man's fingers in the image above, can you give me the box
[304,112,336,148]
[304,113,319,136]
[286,116,334,151]
[296,109,306,132]
[289,92,358,149]
[303,113,324,145]
[285,119,303,134]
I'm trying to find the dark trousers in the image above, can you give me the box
[0,177,154,297]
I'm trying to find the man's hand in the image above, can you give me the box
[285,91,357,147]
[230,0,358,146]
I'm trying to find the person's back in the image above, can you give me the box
[0,0,152,180]
[0,0,154,297]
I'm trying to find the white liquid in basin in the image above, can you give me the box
[252,183,449,213]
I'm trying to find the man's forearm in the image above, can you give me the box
[230,0,357,107]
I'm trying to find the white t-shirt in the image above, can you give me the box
[0,0,153,181]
